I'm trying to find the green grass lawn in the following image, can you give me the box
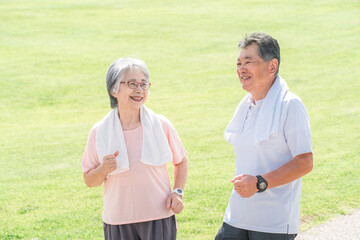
[1,0,359,239]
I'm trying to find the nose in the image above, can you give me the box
[237,64,247,73]
[237,64,246,80]
[134,83,144,91]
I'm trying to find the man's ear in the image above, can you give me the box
[269,59,279,75]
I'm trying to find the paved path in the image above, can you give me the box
[296,208,360,240]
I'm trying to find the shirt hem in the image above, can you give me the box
[102,212,175,225]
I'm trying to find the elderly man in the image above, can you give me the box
[215,32,313,240]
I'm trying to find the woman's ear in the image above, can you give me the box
[111,88,117,97]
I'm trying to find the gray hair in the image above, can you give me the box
[238,32,280,75]
[106,58,150,108]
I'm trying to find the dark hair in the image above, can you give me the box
[238,32,280,74]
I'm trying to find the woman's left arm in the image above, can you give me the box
[166,156,188,214]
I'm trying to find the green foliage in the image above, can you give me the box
[0,0,359,239]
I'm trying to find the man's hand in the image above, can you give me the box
[231,174,258,198]
[100,151,119,175]
[166,192,184,214]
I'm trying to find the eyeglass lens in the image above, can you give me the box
[128,82,151,89]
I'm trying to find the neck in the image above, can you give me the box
[252,75,277,101]
[117,106,141,130]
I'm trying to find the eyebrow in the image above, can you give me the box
[126,78,147,82]
[237,56,253,61]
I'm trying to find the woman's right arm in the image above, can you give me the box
[83,151,119,187]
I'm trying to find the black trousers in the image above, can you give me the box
[215,222,297,240]
[103,215,176,240]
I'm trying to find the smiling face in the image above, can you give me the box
[113,68,149,111]
[236,43,277,100]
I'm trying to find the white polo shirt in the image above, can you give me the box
[223,92,312,234]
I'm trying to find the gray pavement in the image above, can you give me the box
[296,208,360,240]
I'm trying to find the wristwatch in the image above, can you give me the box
[172,188,184,198]
[256,175,268,193]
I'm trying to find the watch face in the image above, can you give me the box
[259,182,266,190]
[176,189,183,194]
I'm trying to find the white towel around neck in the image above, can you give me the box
[224,75,289,145]
[96,106,173,175]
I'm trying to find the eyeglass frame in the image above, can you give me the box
[120,81,151,90]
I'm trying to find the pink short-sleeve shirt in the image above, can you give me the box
[82,115,187,225]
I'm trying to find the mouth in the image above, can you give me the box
[241,76,251,81]
[130,96,143,102]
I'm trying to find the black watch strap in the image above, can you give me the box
[256,175,268,192]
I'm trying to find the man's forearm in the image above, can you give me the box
[263,152,313,189]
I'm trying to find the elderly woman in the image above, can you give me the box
[82,58,188,240]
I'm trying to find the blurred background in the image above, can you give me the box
[0,0,359,239]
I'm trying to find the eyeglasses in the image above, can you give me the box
[120,81,151,90]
